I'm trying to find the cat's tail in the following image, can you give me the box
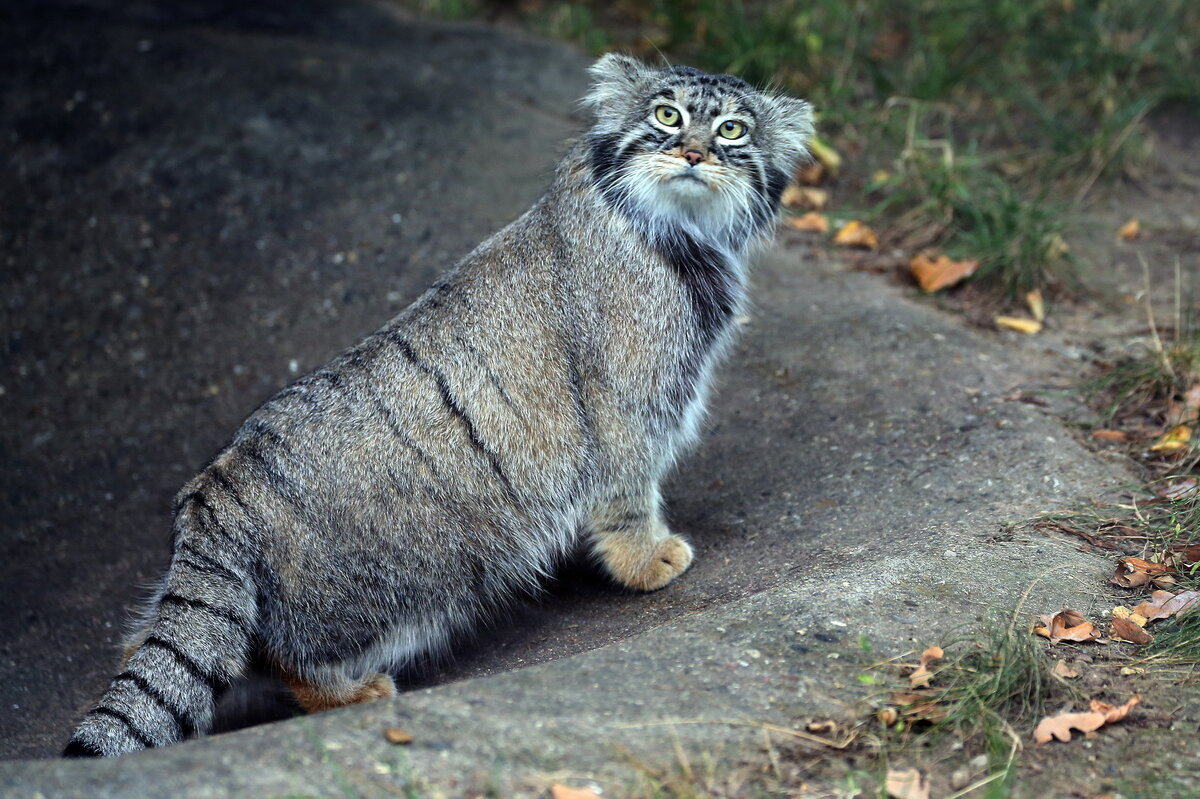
[63,488,259,757]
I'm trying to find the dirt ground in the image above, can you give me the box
[0,0,1197,796]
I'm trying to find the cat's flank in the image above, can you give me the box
[64,54,812,757]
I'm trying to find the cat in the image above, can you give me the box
[64,53,813,757]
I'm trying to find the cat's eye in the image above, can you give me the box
[718,120,747,140]
[654,105,682,127]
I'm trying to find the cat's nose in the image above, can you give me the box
[683,150,705,166]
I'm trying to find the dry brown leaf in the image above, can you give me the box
[1149,424,1191,452]
[1118,218,1140,241]
[383,727,414,745]
[551,785,601,799]
[1110,616,1153,645]
[907,645,944,688]
[1034,710,1107,743]
[1157,478,1198,499]
[886,768,930,799]
[909,251,980,292]
[1132,589,1200,621]
[1034,609,1101,643]
[1026,288,1046,322]
[786,212,830,234]
[1111,557,1171,588]
[795,161,825,185]
[1052,659,1080,679]
[833,220,878,249]
[889,692,948,722]
[781,184,829,210]
[1169,543,1200,566]
[1091,695,1141,723]
[995,315,1043,335]
[1034,696,1139,743]
[1092,429,1129,443]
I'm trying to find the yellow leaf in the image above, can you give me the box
[1026,288,1045,321]
[786,212,830,234]
[1118,218,1140,241]
[909,251,980,292]
[1150,425,1191,452]
[833,219,878,249]
[995,316,1042,335]
[807,135,842,177]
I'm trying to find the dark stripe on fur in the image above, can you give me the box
[656,229,735,346]
[90,706,155,750]
[176,542,242,584]
[115,670,195,737]
[62,739,104,758]
[144,635,223,694]
[161,593,252,639]
[389,333,518,501]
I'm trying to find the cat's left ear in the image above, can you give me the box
[763,94,815,164]
[584,53,654,115]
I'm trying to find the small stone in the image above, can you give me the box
[383,727,413,745]
[950,768,971,790]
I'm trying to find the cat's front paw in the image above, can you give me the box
[603,533,694,591]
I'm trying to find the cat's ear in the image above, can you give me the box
[764,94,815,164]
[584,53,654,115]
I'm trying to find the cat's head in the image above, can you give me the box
[583,54,813,245]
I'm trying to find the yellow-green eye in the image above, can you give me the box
[718,119,746,140]
[654,105,681,127]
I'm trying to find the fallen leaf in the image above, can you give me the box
[1091,695,1141,723]
[1092,429,1129,443]
[551,785,601,799]
[1110,616,1153,645]
[1034,710,1106,742]
[1035,609,1101,642]
[1052,659,1080,679]
[1111,557,1171,588]
[807,136,842,177]
[1112,605,1149,626]
[908,645,944,688]
[795,161,825,185]
[383,727,413,745]
[1149,425,1191,453]
[889,692,948,722]
[786,212,830,234]
[1118,218,1140,241]
[995,315,1042,335]
[781,184,829,210]
[833,220,878,250]
[806,719,840,736]
[1168,543,1200,566]
[909,251,980,292]
[886,768,930,799]
[1034,696,1139,743]
[1132,589,1200,621]
[1026,289,1046,322]
[1157,478,1198,499]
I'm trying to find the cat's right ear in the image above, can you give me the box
[584,53,653,115]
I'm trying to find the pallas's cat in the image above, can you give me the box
[65,54,813,757]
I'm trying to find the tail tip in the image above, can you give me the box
[62,739,104,758]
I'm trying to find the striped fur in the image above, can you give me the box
[64,55,812,757]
